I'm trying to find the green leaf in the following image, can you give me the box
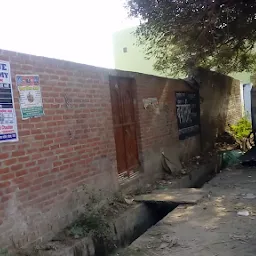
[126,0,256,76]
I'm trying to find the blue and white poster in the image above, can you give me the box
[0,60,19,143]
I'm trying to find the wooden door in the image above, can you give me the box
[110,77,139,176]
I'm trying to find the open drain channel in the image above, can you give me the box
[107,171,216,256]
[35,164,215,256]
[96,168,215,256]
[94,202,177,256]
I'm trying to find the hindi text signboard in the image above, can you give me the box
[16,75,44,119]
[175,92,200,140]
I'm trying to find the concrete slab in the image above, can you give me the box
[117,168,256,256]
[134,188,206,204]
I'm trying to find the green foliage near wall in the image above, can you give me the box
[230,117,252,140]
[126,0,256,77]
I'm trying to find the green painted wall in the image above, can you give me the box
[113,27,167,77]
[230,72,251,84]
[113,27,252,83]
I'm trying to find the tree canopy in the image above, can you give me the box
[126,0,256,77]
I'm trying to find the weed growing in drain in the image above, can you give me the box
[66,207,118,252]
[0,249,12,256]
[66,190,128,239]
[64,189,131,254]
[67,208,111,239]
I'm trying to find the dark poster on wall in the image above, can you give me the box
[175,92,200,140]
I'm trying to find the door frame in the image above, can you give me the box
[109,75,140,180]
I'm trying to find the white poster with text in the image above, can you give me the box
[0,61,19,143]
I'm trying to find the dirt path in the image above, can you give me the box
[115,167,256,256]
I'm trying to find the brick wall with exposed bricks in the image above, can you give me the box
[0,50,242,249]
[0,50,119,248]
[134,74,200,178]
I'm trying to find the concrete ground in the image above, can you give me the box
[115,167,256,256]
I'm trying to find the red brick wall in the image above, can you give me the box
[0,50,201,248]
[134,74,200,179]
[0,50,241,249]
[0,50,118,248]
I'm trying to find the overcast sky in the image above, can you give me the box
[1,0,138,68]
